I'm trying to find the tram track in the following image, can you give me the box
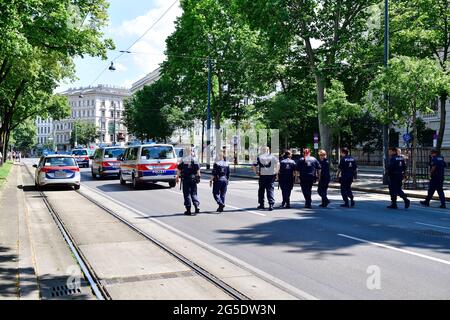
[25,164,248,300]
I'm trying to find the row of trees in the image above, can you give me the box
[0,0,114,165]
[125,0,449,157]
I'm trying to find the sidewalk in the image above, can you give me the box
[202,166,450,202]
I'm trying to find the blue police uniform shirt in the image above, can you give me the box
[297,156,321,178]
[319,158,330,180]
[430,155,447,178]
[212,159,230,180]
[178,156,200,178]
[339,155,357,178]
[279,158,297,177]
[388,155,407,176]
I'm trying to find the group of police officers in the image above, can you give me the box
[175,145,447,216]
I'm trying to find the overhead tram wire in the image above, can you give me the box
[83,0,180,91]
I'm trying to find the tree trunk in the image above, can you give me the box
[412,108,418,189]
[316,74,331,154]
[201,120,205,163]
[437,92,448,151]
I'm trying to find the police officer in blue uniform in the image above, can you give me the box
[421,149,447,209]
[176,146,201,215]
[278,150,297,208]
[253,146,280,211]
[296,148,321,209]
[318,150,331,208]
[337,148,357,208]
[387,147,410,209]
[210,149,230,213]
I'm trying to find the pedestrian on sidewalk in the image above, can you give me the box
[278,150,297,209]
[387,148,410,209]
[253,146,280,211]
[318,150,331,208]
[421,149,447,209]
[337,148,357,208]
[210,149,230,213]
[176,145,201,216]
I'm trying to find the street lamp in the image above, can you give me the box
[382,0,390,185]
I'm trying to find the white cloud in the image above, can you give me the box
[115,1,182,73]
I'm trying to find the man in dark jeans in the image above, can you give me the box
[337,148,357,208]
[421,149,447,209]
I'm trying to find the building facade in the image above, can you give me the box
[35,117,54,148]
[130,68,161,94]
[54,85,131,151]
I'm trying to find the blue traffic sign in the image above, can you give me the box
[403,133,412,143]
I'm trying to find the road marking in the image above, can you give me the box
[338,234,450,266]
[80,183,317,300]
[415,222,450,231]
[167,189,267,217]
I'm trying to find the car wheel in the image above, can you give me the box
[120,172,126,185]
[132,174,139,190]
[169,181,176,188]
[74,185,80,191]
[91,170,97,179]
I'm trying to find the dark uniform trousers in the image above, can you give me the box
[340,176,354,204]
[279,176,294,205]
[427,177,446,205]
[259,175,276,206]
[183,176,200,208]
[300,177,315,207]
[213,177,228,206]
[318,178,330,203]
[389,174,407,202]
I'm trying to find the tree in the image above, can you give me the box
[70,121,99,148]
[234,0,381,152]
[321,80,361,157]
[0,0,114,164]
[370,56,450,185]
[10,120,36,154]
[391,0,450,151]
[123,77,182,142]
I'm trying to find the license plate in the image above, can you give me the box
[154,170,166,175]
[55,171,67,178]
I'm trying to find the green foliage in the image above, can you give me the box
[123,77,182,142]
[70,121,99,147]
[11,120,36,153]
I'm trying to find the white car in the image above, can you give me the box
[34,155,81,190]
[91,146,126,179]
[119,144,178,189]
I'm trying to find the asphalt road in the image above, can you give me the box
[40,162,450,299]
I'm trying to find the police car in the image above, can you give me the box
[119,144,178,189]
[34,155,81,190]
[72,148,90,168]
[91,146,126,179]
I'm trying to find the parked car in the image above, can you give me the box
[71,148,90,168]
[91,147,126,179]
[119,144,178,189]
[34,155,81,190]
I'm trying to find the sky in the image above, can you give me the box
[57,0,182,93]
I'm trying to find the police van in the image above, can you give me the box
[119,144,178,189]
[91,146,126,179]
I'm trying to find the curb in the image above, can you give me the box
[203,171,450,202]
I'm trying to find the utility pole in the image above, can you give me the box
[206,56,212,170]
[382,0,390,185]
[113,102,117,146]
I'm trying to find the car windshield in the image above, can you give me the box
[104,148,125,159]
[72,150,88,156]
[141,146,175,160]
[44,157,76,167]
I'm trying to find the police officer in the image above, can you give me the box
[278,150,297,208]
[421,149,447,209]
[318,150,331,208]
[387,147,411,209]
[253,146,280,211]
[337,148,357,208]
[296,148,321,209]
[176,145,201,215]
[210,149,230,213]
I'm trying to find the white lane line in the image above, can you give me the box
[80,183,317,300]
[338,234,450,266]
[415,222,450,231]
[167,189,267,217]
